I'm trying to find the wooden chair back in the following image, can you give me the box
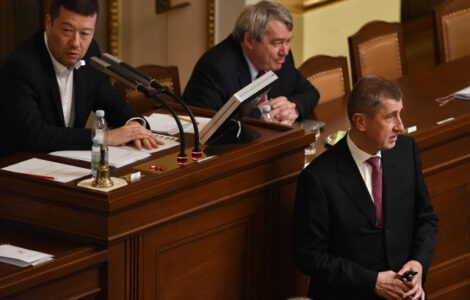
[433,0,470,64]
[348,20,407,83]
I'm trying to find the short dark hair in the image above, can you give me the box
[232,1,292,42]
[347,76,403,122]
[49,0,99,23]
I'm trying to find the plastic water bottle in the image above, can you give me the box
[91,110,109,178]
[262,104,272,122]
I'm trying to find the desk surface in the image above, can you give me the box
[312,55,470,160]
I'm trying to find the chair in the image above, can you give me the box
[299,55,351,106]
[433,0,470,64]
[348,20,407,83]
[115,64,181,114]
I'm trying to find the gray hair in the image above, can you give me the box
[232,1,293,42]
[347,76,403,122]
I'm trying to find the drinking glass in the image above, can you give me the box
[301,119,322,155]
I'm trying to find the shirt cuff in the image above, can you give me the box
[126,117,147,127]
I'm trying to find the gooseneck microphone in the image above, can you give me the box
[90,57,188,165]
[101,53,201,161]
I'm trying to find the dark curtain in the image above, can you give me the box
[0,0,45,62]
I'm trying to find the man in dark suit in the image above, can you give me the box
[0,0,162,157]
[293,76,438,300]
[183,1,319,126]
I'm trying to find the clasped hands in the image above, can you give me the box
[375,260,425,300]
[107,120,164,150]
[258,96,297,125]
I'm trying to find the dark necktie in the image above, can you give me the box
[257,71,267,104]
[366,156,383,226]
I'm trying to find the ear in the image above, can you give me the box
[45,14,51,32]
[352,113,367,132]
[242,31,256,50]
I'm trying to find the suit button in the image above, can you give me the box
[388,256,392,261]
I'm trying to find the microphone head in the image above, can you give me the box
[102,53,122,65]
[89,56,138,90]
[89,56,111,72]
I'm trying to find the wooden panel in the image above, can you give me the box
[428,185,470,265]
[424,158,470,299]
[3,266,104,300]
[142,193,266,300]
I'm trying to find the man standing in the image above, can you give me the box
[293,76,438,299]
[0,0,162,157]
[183,1,318,126]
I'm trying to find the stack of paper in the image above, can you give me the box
[50,146,150,168]
[0,244,53,267]
[1,158,90,183]
[454,86,470,100]
[145,113,192,135]
[145,113,211,135]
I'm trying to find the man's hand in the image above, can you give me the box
[398,260,425,300]
[259,96,297,125]
[375,270,410,300]
[107,121,164,150]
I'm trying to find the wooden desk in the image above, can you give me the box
[311,55,470,299]
[0,118,313,300]
[0,220,107,299]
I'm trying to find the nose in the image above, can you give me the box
[69,32,80,48]
[279,42,289,56]
[395,115,405,132]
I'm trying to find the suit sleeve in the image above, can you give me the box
[89,66,140,129]
[0,62,92,152]
[282,53,319,120]
[183,58,230,112]
[292,168,379,296]
[410,139,438,278]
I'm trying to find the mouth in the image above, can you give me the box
[67,52,79,58]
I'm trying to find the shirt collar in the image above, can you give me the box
[347,131,381,165]
[44,31,85,75]
[242,50,261,81]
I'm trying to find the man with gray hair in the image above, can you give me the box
[183,1,318,125]
[293,76,438,299]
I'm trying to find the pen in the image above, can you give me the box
[169,114,200,125]
[22,173,55,180]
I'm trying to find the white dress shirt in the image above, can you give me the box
[44,32,145,129]
[346,132,382,202]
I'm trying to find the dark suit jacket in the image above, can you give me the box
[293,135,438,300]
[0,31,139,157]
[183,35,319,120]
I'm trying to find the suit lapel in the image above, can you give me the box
[38,33,65,126]
[335,138,378,227]
[232,37,254,91]
[73,67,87,128]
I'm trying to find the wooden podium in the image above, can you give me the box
[0,118,314,300]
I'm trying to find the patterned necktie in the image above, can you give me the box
[366,156,383,226]
[257,70,267,104]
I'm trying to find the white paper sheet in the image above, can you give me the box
[145,113,211,135]
[1,158,90,183]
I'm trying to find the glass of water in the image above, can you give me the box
[301,119,322,155]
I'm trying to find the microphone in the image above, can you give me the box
[101,53,202,160]
[90,56,188,165]
[89,57,140,89]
